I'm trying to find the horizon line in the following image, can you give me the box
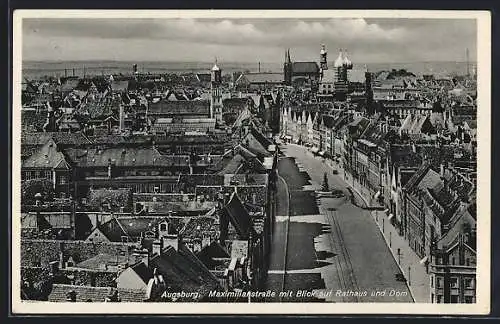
[22,59,477,65]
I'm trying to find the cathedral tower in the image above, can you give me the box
[283,49,292,86]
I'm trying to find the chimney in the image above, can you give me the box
[162,234,179,252]
[152,240,162,256]
[59,251,65,269]
[132,248,150,267]
[107,159,113,179]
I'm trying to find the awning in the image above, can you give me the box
[374,191,381,200]
[319,150,326,156]
[388,213,394,220]
[419,256,428,265]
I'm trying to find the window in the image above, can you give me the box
[465,278,474,289]
[437,277,443,288]
[437,295,443,303]
[464,296,474,304]
[450,277,459,288]
[451,256,456,265]
[160,223,167,232]
[57,175,67,184]
[450,295,459,303]
[466,258,470,266]
[431,293,434,303]
[430,275,434,288]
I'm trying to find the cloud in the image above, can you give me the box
[21,18,476,63]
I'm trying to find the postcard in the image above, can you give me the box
[11,9,491,315]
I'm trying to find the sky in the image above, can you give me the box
[21,17,477,63]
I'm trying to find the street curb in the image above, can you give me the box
[277,172,291,300]
[341,173,418,303]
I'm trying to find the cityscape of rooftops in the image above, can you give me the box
[18,16,479,306]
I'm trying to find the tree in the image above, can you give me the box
[321,172,330,192]
[21,179,55,205]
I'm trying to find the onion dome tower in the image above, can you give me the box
[320,44,328,72]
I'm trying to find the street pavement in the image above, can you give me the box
[264,144,414,303]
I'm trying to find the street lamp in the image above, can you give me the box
[389,231,392,248]
[408,265,411,286]
[397,248,401,265]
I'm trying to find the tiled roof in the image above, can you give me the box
[22,139,70,169]
[181,217,217,239]
[292,62,320,74]
[130,261,154,284]
[66,147,191,167]
[178,174,225,186]
[22,132,92,146]
[221,192,254,240]
[390,145,422,167]
[21,110,47,131]
[97,217,165,242]
[148,100,210,116]
[219,154,245,174]
[88,188,132,211]
[196,241,230,269]
[242,73,284,84]
[75,253,129,270]
[48,284,147,302]
[149,243,220,299]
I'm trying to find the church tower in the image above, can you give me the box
[284,49,292,86]
[320,44,328,75]
[210,59,223,124]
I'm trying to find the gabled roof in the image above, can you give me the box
[22,139,70,169]
[196,241,230,269]
[221,192,255,239]
[321,114,336,129]
[130,261,154,284]
[243,130,272,159]
[149,243,220,299]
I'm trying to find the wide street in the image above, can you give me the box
[264,143,413,302]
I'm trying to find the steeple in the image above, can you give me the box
[284,48,293,86]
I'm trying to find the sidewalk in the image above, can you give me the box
[327,158,430,303]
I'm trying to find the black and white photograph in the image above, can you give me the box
[11,10,491,314]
